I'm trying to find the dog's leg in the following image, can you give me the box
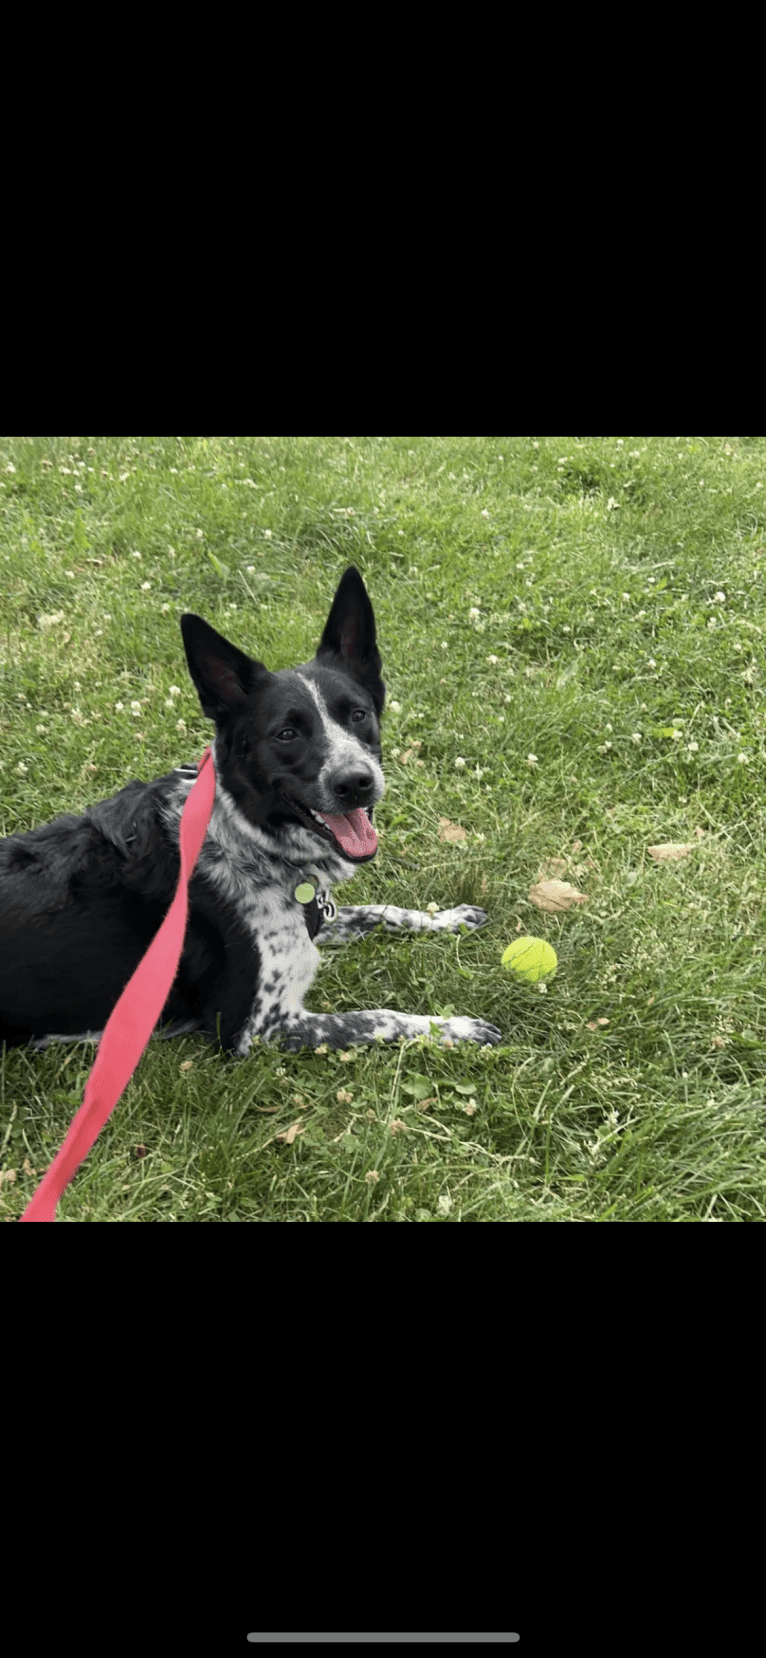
[315,902,489,946]
[27,1016,206,1051]
[27,1029,104,1051]
[271,1008,501,1051]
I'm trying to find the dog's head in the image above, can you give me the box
[180,567,386,874]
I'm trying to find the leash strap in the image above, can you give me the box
[19,747,216,1223]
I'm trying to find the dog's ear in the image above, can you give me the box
[180,614,270,722]
[316,567,385,715]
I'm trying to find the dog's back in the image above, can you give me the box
[0,778,188,1046]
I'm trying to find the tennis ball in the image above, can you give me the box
[501,936,557,983]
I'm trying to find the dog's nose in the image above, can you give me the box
[329,768,375,809]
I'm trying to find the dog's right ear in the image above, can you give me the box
[180,614,270,722]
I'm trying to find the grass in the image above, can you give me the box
[2,434,766,1220]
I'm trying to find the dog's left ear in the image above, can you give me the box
[316,567,385,715]
[180,614,271,722]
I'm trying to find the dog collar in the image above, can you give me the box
[294,866,337,939]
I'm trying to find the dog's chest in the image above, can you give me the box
[210,871,321,1055]
[252,889,320,1005]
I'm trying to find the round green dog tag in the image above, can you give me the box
[295,881,316,904]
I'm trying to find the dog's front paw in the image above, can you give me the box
[437,1015,502,1046]
[429,904,489,933]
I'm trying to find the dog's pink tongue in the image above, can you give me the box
[320,808,377,857]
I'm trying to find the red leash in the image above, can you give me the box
[20,747,216,1222]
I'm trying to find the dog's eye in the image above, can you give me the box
[352,709,368,723]
[276,728,298,742]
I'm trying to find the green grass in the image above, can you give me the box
[2,434,766,1220]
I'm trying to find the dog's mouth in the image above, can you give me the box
[278,792,378,862]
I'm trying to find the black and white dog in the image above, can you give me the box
[0,567,500,1056]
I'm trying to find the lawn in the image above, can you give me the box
[2,434,766,1220]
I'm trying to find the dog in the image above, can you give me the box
[0,567,501,1056]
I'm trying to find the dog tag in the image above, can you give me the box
[295,881,316,904]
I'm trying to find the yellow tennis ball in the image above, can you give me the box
[501,936,557,983]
